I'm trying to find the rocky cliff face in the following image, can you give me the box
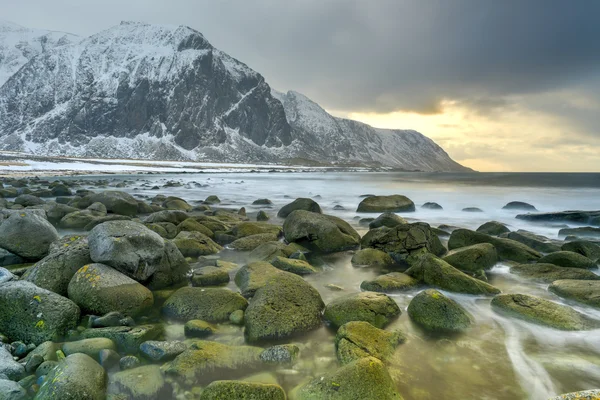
[0,21,469,171]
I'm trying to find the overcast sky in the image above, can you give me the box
[2,0,600,171]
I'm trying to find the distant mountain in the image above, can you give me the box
[0,21,469,171]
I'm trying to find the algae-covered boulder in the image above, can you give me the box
[324,292,401,329]
[200,380,286,400]
[361,222,446,262]
[146,240,190,290]
[510,264,600,283]
[405,254,500,295]
[162,287,248,322]
[295,356,401,400]
[231,222,282,238]
[62,338,116,358]
[360,273,419,294]
[283,210,360,253]
[140,341,187,361]
[549,280,600,308]
[368,212,407,229]
[357,195,415,213]
[0,378,27,400]
[271,256,317,275]
[163,196,192,211]
[191,266,230,286]
[244,270,324,342]
[0,212,59,260]
[177,218,215,238]
[562,240,600,261]
[476,221,509,236]
[490,293,599,330]
[68,263,154,316]
[88,221,165,281]
[351,248,394,268]
[277,198,322,218]
[89,190,138,216]
[407,289,472,333]
[110,365,170,399]
[502,201,537,211]
[0,346,24,380]
[229,233,279,251]
[537,251,597,269]
[173,231,223,257]
[548,390,600,400]
[235,261,282,298]
[442,243,497,273]
[247,242,301,262]
[448,228,541,263]
[79,325,162,353]
[506,230,562,253]
[144,210,189,225]
[0,280,80,345]
[335,321,405,364]
[34,353,106,400]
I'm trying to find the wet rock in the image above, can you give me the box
[204,195,221,204]
[0,281,80,345]
[146,240,190,290]
[283,210,360,253]
[89,190,138,216]
[559,226,600,239]
[140,340,187,361]
[229,310,245,325]
[0,268,15,284]
[176,218,215,237]
[80,325,162,353]
[502,201,537,211]
[162,287,247,322]
[356,194,415,213]
[173,231,223,257]
[89,311,135,328]
[462,207,483,212]
[259,344,299,364]
[505,230,562,253]
[335,321,405,365]
[562,240,600,261]
[35,353,106,400]
[119,355,141,370]
[0,378,27,400]
[442,243,498,273]
[229,233,279,251]
[0,346,24,380]
[422,202,443,210]
[50,184,72,197]
[324,292,401,329]
[25,354,44,373]
[98,349,120,369]
[548,389,600,400]
[256,210,269,221]
[549,280,600,308]
[537,251,597,269]
[200,380,286,400]
[235,262,281,298]
[368,212,407,229]
[184,320,216,338]
[43,202,79,224]
[14,194,45,207]
[517,259,600,281]
[253,199,273,206]
[405,254,500,295]
[244,270,324,342]
[270,256,317,275]
[110,365,169,399]
[68,263,153,316]
[247,242,295,262]
[448,228,541,263]
[231,222,282,239]
[351,248,395,268]
[360,272,419,293]
[491,293,599,330]
[0,249,24,268]
[295,356,401,400]
[143,210,189,225]
[191,266,230,286]
[62,338,116,359]
[0,212,59,260]
[516,210,600,226]
[163,196,192,211]
[407,289,472,333]
[277,198,322,218]
[476,221,510,236]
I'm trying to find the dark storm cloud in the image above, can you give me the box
[2,0,600,115]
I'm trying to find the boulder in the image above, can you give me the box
[88,221,165,281]
[184,320,216,338]
[146,240,190,290]
[506,230,562,253]
[448,229,541,262]
[0,346,24,380]
[68,263,154,316]
[442,243,497,272]
[89,191,138,216]
[204,195,221,204]
[510,264,600,283]
[253,199,273,206]
[405,254,500,295]
[491,293,599,330]
[144,210,189,225]
[200,381,286,400]
[502,201,537,211]
[140,340,187,361]
[229,233,279,251]
[351,248,395,267]
[110,365,170,399]
[235,262,282,298]
[407,289,472,333]
[335,321,405,364]
[248,242,299,262]
[79,325,162,353]
[244,271,324,342]
[324,292,401,329]
[163,196,192,211]
[59,210,102,229]
[549,280,600,308]
[462,207,483,212]
[476,221,509,236]
[259,344,299,364]
[0,212,59,260]
[177,218,215,237]
[34,353,106,400]
[283,210,360,253]
[360,272,419,293]
[295,356,401,400]
[14,194,45,207]
[548,390,600,400]
[0,378,27,400]
[368,212,407,229]
[271,256,317,275]
[357,195,415,213]
[0,281,80,345]
[562,240,600,261]
[256,210,269,221]
[537,251,597,269]
[62,338,116,358]
[0,267,15,284]
[559,227,600,238]
[516,210,600,225]
[162,287,247,322]
[0,248,24,267]
[277,198,322,218]
[231,222,282,238]
[173,231,223,257]
[422,202,443,210]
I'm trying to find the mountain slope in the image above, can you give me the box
[0,21,469,171]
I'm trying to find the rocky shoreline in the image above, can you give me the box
[0,176,598,399]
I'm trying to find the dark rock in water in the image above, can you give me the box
[0,248,24,268]
[277,198,322,218]
[476,221,510,236]
[537,251,597,269]
[204,195,221,205]
[140,340,187,362]
[256,210,269,221]
[200,380,286,400]
[462,207,483,212]
[14,194,45,207]
[502,201,537,211]
[510,263,600,283]
[259,344,299,364]
[80,325,162,353]
[89,191,138,216]
[144,210,189,225]
[442,243,498,272]
[357,195,415,213]
[184,320,216,338]
[110,364,170,399]
[358,217,375,226]
[360,272,419,293]
[62,338,116,358]
[516,210,600,226]
[0,346,24,380]
[119,356,141,371]
[146,240,190,290]
[90,311,135,328]
[173,231,223,257]
[191,266,230,286]
[162,287,247,323]
[407,289,472,333]
[283,210,360,253]
[562,240,600,260]
[422,202,443,210]
[491,293,599,330]
[333,204,345,210]
[98,349,120,369]
[324,292,401,329]
[351,248,395,268]
[368,212,407,229]
[559,226,600,238]
[549,280,600,308]
[0,212,59,260]
[229,233,279,251]
[0,378,27,400]
[505,230,562,253]
[270,256,317,275]
[335,321,405,365]
[449,229,541,263]
[252,199,273,206]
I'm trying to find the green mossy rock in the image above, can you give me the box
[476,221,510,236]
[191,266,230,286]
[506,230,562,253]
[248,242,297,262]
[231,222,282,238]
[351,248,394,268]
[79,325,162,353]
[324,292,401,329]
[162,287,247,322]
[256,210,269,221]
[407,289,472,333]
[277,198,322,218]
[360,272,419,293]
[60,210,105,230]
[146,240,190,290]
[549,280,600,308]
[335,321,405,364]
[89,191,138,216]
[448,229,541,263]
[537,251,597,269]
[200,380,286,400]
[110,365,169,399]
[368,212,407,229]
[561,240,600,261]
[184,320,217,338]
[235,261,282,298]
[294,356,402,400]
[490,293,599,330]
[548,389,600,400]
[177,218,215,238]
[357,195,415,213]
[68,263,154,316]
[144,210,189,225]
[62,338,116,359]
[405,254,500,295]
[0,212,59,260]
[510,264,600,283]
[163,196,192,211]
[442,243,498,272]
[34,353,106,400]
[271,256,317,275]
[230,233,280,251]
[283,210,360,253]
[173,231,223,257]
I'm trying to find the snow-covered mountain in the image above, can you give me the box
[0,21,469,171]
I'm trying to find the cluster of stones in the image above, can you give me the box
[0,176,597,399]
